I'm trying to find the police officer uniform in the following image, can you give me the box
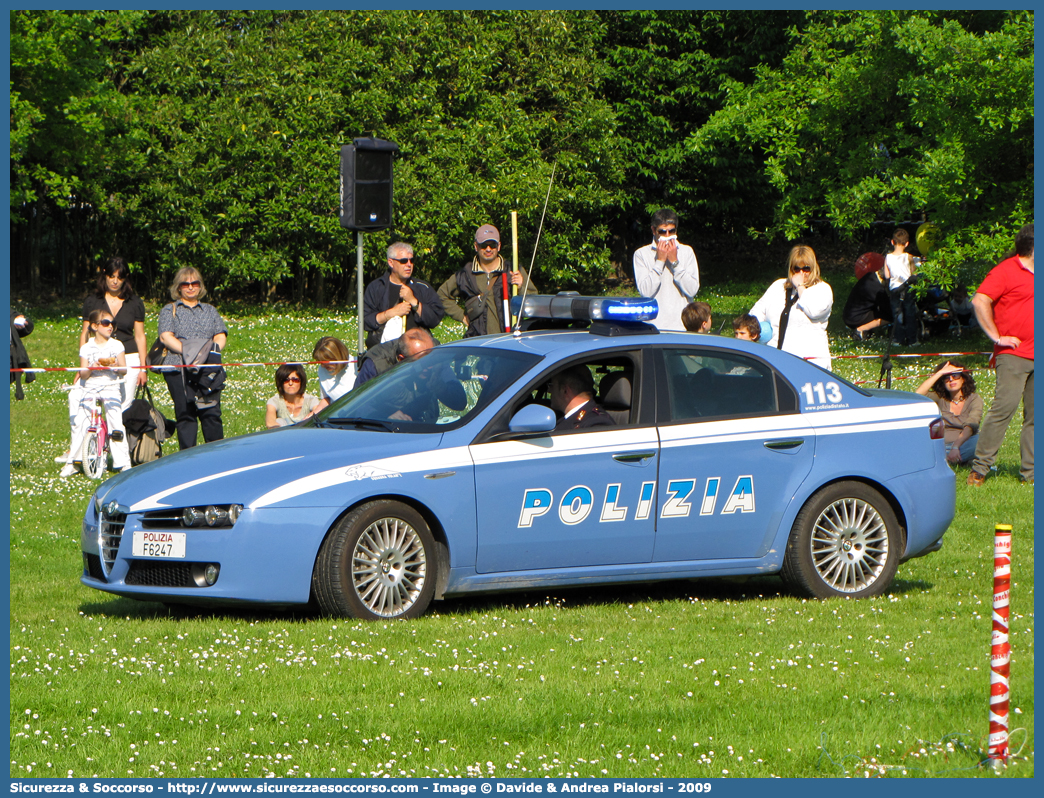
[554,399,614,431]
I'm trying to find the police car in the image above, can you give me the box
[81,295,955,620]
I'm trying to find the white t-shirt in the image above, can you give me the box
[886,253,912,291]
[79,338,125,391]
[318,363,357,403]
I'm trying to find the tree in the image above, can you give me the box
[111,10,625,298]
[10,10,149,292]
[598,10,801,252]
[689,10,1033,285]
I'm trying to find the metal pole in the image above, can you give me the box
[357,230,365,354]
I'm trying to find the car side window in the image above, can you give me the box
[662,348,778,422]
[509,356,638,431]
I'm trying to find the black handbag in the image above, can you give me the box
[146,304,177,367]
[145,337,168,367]
[123,384,173,465]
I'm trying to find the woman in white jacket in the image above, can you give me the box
[751,246,833,369]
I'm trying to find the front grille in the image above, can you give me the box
[84,553,105,581]
[99,513,126,573]
[125,560,199,588]
[141,509,184,529]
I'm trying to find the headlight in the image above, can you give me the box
[204,505,227,527]
[146,505,243,529]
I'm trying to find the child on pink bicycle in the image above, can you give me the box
[60,309,132,477]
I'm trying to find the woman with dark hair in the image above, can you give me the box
[265,363,320,427]
[79,257,147,408]
[915,359,983,465]
[750,245,834,368]
[157,266,228,448]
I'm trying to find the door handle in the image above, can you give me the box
[764,439,804,451]
[613,451,656,463]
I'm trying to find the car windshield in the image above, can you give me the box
[314,346,541,433]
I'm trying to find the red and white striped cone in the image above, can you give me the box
[987,524,1012,768]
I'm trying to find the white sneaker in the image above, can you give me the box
[59,464,77,478]
[54,450,70,463]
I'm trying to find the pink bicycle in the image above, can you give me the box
[81,397,110,479]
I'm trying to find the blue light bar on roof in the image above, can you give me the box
[511,294,658,322]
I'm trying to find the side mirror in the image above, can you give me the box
[508,404,556,434]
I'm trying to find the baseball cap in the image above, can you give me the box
[474,225,500,245]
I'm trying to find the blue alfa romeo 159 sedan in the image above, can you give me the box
[81,295,955,620]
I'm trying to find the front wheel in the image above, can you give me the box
[781,482,901,598]
[81,431,107,479]
[312,501,437,620]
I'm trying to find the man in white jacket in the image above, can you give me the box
[633,208,700,331]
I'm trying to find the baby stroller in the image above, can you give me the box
[915,283,956,340]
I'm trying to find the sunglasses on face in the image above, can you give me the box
[657,227,677,236]
[477,240,499,250]
[390,257,414,265]
[791,265,813,273]
[97,319,114,327]
[946,373,966,380]
[283,377,301,385]
[180,280,201,288]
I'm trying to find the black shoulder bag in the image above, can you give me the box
[775,283,800,350]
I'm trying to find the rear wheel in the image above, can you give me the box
[312,501,436,620]
[81,431,107,479]
[781,482,901,598]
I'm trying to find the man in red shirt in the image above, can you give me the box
[967,224,1034,486]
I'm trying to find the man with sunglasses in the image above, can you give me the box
[362,242,444,348]
[633,208,701,331]
[437,224,536,337]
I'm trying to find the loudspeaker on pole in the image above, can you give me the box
[339,137,399,231]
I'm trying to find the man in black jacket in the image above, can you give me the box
[362,242,444,348]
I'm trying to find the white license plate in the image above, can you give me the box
[132,530,187,559]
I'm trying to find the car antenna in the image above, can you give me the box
[513,162,556,338]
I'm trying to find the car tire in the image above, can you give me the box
[313,501,437,620]
[781,482,901,598]
[81,433,106,479]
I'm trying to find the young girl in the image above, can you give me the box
[60,310,132,476]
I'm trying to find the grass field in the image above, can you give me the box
[8,272,1034,778]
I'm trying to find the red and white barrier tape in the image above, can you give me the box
[988,524,1013,768]
[12,349,992,376]
[10,359,355,374]
[832,350,991,360]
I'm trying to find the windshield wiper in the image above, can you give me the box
[316,416,397,432]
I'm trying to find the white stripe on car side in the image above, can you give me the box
[249,447,474,508]
[128,458,303,513]
[471,427,659,466]
[805,403,937,427]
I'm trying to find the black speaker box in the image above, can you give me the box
[339,137,400,230]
